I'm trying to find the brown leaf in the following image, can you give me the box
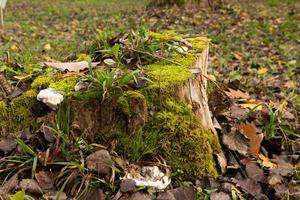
[0,137,16,154]
[19,179,43,194]
[229,105,247,119]
[210,192,231,200]
[86,149,113,175]
[273,184,289,199]
[234,178,262,196]
[44,61,100,73]
[267,174,282,186]
[81,187,106,200]
[223,128,249,155]
[245,162,266,183]
[225,88,250,100]
[270,162,294,177]
[232,52,243,60]
[35,171,54,190]
[236,123,263,156]
[171,186,195,200]
[0,174,18,195]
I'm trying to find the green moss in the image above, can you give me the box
[171,52,198,67]
[49,76,79,95]
[0,90,38,134]
[145,64,191,89]
[10,90,37,128]
[32,74,78,96]
[148,30,183,41]
[147,100,220,179]
[0,101,8,128]
[76,53,91,61]
[188,37,210,50]
[31,75,54,89]
[117,91,146,117]
[117,95,130,115]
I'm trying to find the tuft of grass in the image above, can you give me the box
[15,138,38,178]
[82,69,139,101]
[117,131,159,161]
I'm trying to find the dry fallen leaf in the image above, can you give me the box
[258,154,277,169]
[269,100,288,110]
[232,52,243,60]
[19,179,43,195]
[0,174,18,195]
[236,123,263,156]
[245,162,266,183]
[222,127,249,155]
[0,138,16,154]
[225,88,250,100]
[229,105,247,119]
[234,178,262,196]
[35,171,54,190]
[210,192,231,200]
[239,99,263,110]
[44,61,100,73]
[270,161,294,177]
[284,80,295,88]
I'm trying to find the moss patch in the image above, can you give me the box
[49,76,78,96]
[31,75,54,89]
[117,91,146,117]
[0,89,38,134]
[1,72,79,134]
[149,100,220,179]
[32,74,79,96]
[171,52,198,67]
[117,91,148,135]
[188,37,210,50]
[145,64,191,89]
[0,101,8,128]
[148,30,183,41]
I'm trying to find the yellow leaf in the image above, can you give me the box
[10,44,18,51]
[284,80,295,88]
[43,43,51,51]
[268,26,274,33]
[257,67,268,75]
[240,99,263,110]
[258,154,277,169]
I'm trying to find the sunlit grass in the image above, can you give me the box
[0,0,148,64]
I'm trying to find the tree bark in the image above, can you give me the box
[176,45,216,132]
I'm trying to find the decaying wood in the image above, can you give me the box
[69,43,215,140]
[176,45,216,133]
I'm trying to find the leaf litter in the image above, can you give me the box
[0,0,300,199]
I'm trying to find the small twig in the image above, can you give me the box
[127,47,183,66]
[0,73,12,94]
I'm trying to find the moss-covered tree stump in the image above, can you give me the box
[0,31,220,180]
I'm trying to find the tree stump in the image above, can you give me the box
[0,31,220,178]
[176,44,216,132]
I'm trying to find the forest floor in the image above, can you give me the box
[0,0,299,199]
